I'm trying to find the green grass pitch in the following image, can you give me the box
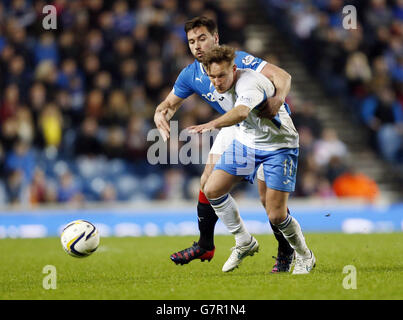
[0,233,402,300]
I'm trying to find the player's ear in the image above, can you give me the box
[214,32,219,45]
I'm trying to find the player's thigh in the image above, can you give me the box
[265,187,289,225]
[200,153,221,190]
[204,169,242,199]
[257,179,267,209]
[257,165,267,208]
[201,126,236,189]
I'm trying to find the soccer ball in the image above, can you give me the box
[61,220,100,258]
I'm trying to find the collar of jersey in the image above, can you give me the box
[198,62,206,74]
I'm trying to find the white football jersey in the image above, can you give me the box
[212,69,299,151]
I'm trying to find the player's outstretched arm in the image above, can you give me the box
[259,62,291,119]
[187,105,250,133]
[154,90,184,141]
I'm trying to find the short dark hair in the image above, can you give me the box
[201,45,236,71]
[184,16,218,35]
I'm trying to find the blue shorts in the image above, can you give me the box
[214,139,299,192]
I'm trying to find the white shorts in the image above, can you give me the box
[209,126,237,155]
[256,164,264,181]
[209,126,265,181]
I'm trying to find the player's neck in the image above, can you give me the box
[230,70,239,90]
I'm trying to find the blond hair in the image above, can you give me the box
[201,45,236,71]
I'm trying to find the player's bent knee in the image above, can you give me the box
[200,164,215,191]
[268,208,288,225]
[203,181,223,200]
[266,203,288,225]
[203,185,216,200]
[269,215,286,226]
[200,173,209,191]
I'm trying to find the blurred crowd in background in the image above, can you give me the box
[266,0,403,163]
[0,0,382,206]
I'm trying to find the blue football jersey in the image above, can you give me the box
[173,51,267,115]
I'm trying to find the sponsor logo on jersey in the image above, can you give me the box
[242,55,255,65]
[239,96,252,104]
[202,92,217,102]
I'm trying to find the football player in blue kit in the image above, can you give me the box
[154,16,295,273]
[188,45,315,274]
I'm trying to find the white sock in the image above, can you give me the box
[208,194,251,247]
[276,214,310,258]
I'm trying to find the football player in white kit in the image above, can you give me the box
[154,16,295,272]
[188,45,316,274]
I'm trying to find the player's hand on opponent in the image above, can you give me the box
[187,122,216,134]
[154,109,170,141]
[258,96,283,120]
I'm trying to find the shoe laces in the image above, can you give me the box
[293,253,311,272]
[228,245,243,261]
[178,242,200,257]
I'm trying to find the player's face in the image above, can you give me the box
[187,26,218,61]
[207,61,237,93]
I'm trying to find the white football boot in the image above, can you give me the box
[292,250,316,275]
[222,236,259,272]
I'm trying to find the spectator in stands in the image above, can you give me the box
[5,169,25,204]
[4,0,391,206]
[34,60,58,94]
[29,167,50,205]
[4,139,35,184]
[100,183,117,202]
[360,86,403,162]
[103,126,126,159]
[394,0,403,20]
[220,10,246,46]
[82,53,101,89]
[6,55,30,94]
[161,168,186,200]
[119,58,139,94]
[313,128,348,167]
[344,51,372,98]
[326,155,349,184]
[34,33,59,64]
[57,170,84,204]
[93,70,113,96]
[103,89,130,127]
[292,101,323,138]
[74,117,102,157]
[332,167,380,203]
[0,84,20,125]
[126,114,150,162]
[85,89,104,120]
[364,0,394,32]
[298,171,320,198]
[38,103,63,149]
[28,82,47,117]
[112,0,135,35]
[1,118,19,153]
[15,106,35,144]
